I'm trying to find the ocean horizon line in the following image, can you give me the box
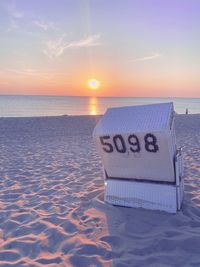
[1,94,200,100]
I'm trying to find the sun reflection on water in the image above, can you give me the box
[88,97,100,115]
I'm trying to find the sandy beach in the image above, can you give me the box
[1,114,200,267]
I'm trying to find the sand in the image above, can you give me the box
[0,114,200,267]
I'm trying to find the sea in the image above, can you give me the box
[0,95,200,117]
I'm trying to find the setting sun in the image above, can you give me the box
[88,79,100,90]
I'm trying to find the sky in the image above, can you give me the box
[0,0,200,97]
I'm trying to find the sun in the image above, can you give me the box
[88,79,100,90]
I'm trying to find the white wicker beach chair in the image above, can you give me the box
[93,103,184,213]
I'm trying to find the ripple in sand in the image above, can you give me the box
[0,250,21,262]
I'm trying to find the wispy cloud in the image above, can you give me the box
[43,36,68,59]
[11,10,23,19]
[67,35,101,48]
[4,68,42,77]
[7,19,19,31]
[2,1,24,31]
[43,34,101,59]
[4,2,24,19]
[131,52,161,62]
[1,67,71,82]
[33,20,58,31]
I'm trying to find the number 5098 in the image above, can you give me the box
[99,133,159,154]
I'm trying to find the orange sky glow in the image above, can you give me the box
[0,0,200,97]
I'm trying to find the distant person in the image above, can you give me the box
[186,108,189,114]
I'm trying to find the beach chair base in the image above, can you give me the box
[104,151,184,214]
[105,178,183,213]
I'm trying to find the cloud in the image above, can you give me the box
[67,34,101,48]
[33,20,58,31]
[131,52,161,62]
[11,10,23,19]
[2,1,24,31]
[7,19,19,31]
[2,68,71,82]
[4,68,41,76]
[43,36,68,59]
[4,2,24,19]
[43,34,101,59]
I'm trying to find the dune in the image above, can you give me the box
[0,114,200,266]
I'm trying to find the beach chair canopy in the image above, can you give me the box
[93,102,177,183]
